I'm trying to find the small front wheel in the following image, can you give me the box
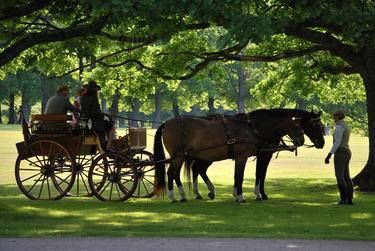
[88,152,138,201]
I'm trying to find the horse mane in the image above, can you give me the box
[248,108,315,119]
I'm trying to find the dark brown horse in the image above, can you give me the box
[188,109,325,201]
[153,111,305,202]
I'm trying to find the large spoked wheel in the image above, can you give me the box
[70,154,98,197]
[130,150,155,198]
[15,140,76,200]
[88,152,138,201]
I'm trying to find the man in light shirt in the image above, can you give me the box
[325,109,353,205]
[45,84,80,115]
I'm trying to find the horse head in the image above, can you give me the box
[282,116,305,147]
[301,110,325,149]
[248,109,305,147]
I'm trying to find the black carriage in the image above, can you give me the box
[15,114,155,201]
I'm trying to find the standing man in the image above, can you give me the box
[44,84,80,115]
[325,109,354,205]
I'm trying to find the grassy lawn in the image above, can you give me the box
[0,124,374,239]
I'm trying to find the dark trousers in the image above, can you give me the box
[334,148,353,203]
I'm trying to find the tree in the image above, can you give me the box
[1,1,375,190]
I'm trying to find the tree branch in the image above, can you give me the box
[0,14,111,67]
[100,32,157,43]
[98,57,211,81]
[56,42,152,78]
[285,25,360,64]
[0,0,53,21]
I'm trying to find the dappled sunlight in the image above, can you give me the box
[269,193,287,199]
[351,213,372,219]
[291,202,324,207]
[329,223,351,228]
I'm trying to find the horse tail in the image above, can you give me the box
[154,123,166,195]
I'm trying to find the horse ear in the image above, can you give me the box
[318,111,322,116]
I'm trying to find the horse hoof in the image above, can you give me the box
[238,199,246,204]
[262,195,269,200]
[180,198,188,203]
[208,192,215,200]
[195,195,203,200]
[255,197,262,201]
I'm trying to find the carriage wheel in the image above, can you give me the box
[70,154,98,197]
[15,140,76,200]
[88,152,138,201]
[130,150,155,198]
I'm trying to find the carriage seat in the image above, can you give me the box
[31,114,73,122]
[30,114,74,135]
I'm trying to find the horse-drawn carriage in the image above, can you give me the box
[15,114,156,201]
[15,109,325,203]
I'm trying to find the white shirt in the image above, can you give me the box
[329,121,345,154]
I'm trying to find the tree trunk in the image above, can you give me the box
[352,67,375,191]
[109,88,120,116]
[21,89,30,123]
[0,101,2,124]
[78,54,84,82]
[8,92,15,124]
[295,97,307,110]
[41,78,49,113]
[101,95,107,113]
[208,96,215,115]
[172,96,180,117]
[153,89,162,129]
[237,64,246,113]
[129,98,140,128]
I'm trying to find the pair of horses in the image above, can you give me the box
[153,109,325,203]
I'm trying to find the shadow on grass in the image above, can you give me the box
[0,179,374,240]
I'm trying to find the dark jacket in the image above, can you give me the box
[80,91,105,132]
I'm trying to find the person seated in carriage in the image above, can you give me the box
[44,84,80,115]
[80,80,116,151]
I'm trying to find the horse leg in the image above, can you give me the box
[199,162,215,199]
[167,158,183,203]
[192,160,203,200]
[254,152,272,201]
[233,156,247,203]
[174,166,187,202]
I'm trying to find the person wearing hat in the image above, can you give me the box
[44,84,80,115]
[325,109,354,205]
[80,80,115,151]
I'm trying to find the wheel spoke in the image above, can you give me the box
[24,158,43,168]
[142,177,155,186]
[37,176,46,199]
[109,182,114,200]
[20,172,42,183]
[75,173,80,196]
[115,182,122,199]
[79,173,90,194]
[141,179,151,195]
[47,177,52,200]
[98,180,111,195]
[55,173,73,186]
[27,174,44,193]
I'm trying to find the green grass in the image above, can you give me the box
[0,124,374,239]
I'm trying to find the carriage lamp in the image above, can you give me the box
[77,118,92,130]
